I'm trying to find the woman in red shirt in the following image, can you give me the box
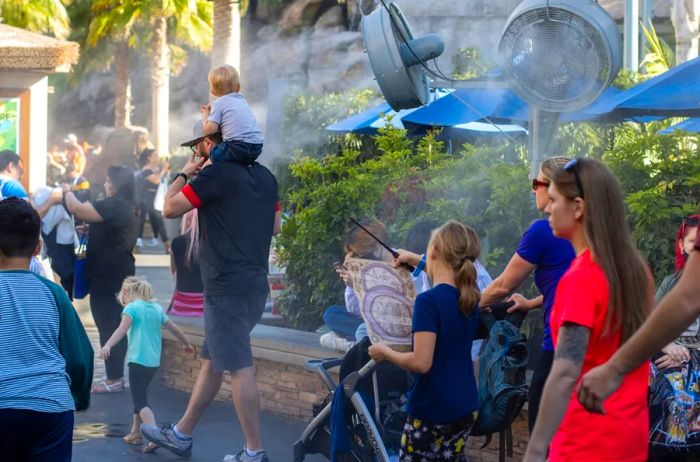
[523,158,653,462]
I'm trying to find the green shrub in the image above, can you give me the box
[605,130,700,279]
[276,127,451,329]
[276,69,700,330]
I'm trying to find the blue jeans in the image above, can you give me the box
[323,306,363,341]
[0,409,73,461]
[210,140,263,163]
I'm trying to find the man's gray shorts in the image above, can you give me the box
[200,291,268,373]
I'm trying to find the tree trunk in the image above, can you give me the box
[114,42,131,128]
[212,0,241,70]
[151,16,170,156]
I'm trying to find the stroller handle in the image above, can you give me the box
[341,359,378,398]
[305,358,344,392]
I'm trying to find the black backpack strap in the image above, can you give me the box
[480,311,497,331]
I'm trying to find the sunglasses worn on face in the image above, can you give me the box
[532,179,550,191]
[682,215,700,236]
[564,158,585,199]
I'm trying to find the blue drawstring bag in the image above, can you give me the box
[73,233,90,299]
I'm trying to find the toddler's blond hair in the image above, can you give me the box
[208,65,240,97]
[118,276,155,306]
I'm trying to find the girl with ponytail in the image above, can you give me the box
[369,220,481,461]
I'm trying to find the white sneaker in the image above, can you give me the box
[148,238,160,247]
[223,449,269,462]
[136,238,143,248]
[320,332,353,352]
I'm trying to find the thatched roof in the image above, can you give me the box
[0,24,79,72]
[600,0,672,20]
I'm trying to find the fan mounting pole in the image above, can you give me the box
[623,0,640,70]
[528,107,560,179]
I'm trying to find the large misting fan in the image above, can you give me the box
[361,0,621,112]
[499,0,622,112]
[360,0,622,175]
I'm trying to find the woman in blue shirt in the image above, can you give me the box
[369,221,481,461]
[480,156,576,433]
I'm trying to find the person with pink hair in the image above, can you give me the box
[645,214,700,457]
[169,210,204,316]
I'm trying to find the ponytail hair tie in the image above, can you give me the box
[459,256,476,266]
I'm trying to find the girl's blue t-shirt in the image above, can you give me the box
[123,300,168,367]
[407,283,479,424]
[516,219,575,352]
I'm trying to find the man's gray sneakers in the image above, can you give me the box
[222,449,269,462]
[140,423,192,458]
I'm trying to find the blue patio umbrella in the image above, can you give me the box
[439,121,528,140]
[326,90,448,135]
[613,57,700,117]
[659,118,700,134]
[327,95,528,138]
[401,87,528,129]
[326,102,394,135]
[402,85,634,129]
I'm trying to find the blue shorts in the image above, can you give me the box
[0,408,73,462]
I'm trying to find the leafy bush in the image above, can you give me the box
[277,115,700,331]
[605,130,700,278]
[276,127,452,328]
[276,124,544,329]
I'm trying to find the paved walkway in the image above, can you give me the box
[73,247,324,461]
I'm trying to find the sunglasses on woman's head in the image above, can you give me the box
[564,158,585,199]
[532,179,550,191]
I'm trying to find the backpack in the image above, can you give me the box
[471,309,529,438]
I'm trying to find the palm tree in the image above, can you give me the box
[0,0,71,39]
[85,0,142,128]
[83,0,212,153]
[212,0,241,69]
[147,0,213,155]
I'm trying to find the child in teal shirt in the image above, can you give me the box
[100,276,194,453]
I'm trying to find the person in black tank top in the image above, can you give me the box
[136,149,170,253]
[169,210,204,317]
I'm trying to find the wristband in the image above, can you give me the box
[412,255,426,277]
[172,172,188,184]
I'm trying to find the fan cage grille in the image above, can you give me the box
[499,6,613,111]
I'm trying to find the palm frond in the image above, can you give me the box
[639,21,675,77]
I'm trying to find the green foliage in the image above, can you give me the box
[277,125,543,329]
[0,0,71,39]
[605,130,700,278]
[72,0,212,78]
[401,144,539,275]
[640,22,674,76]
[451,47,492,79]
[281,88,380,157]
[274,88,381,206]
[276,127,451,329]
[278,110,700,330]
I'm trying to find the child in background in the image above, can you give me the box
[369,220,481,461]
[200,65,264,163]
[100,276,194,453]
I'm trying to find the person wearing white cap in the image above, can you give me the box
[64,134,86,178]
